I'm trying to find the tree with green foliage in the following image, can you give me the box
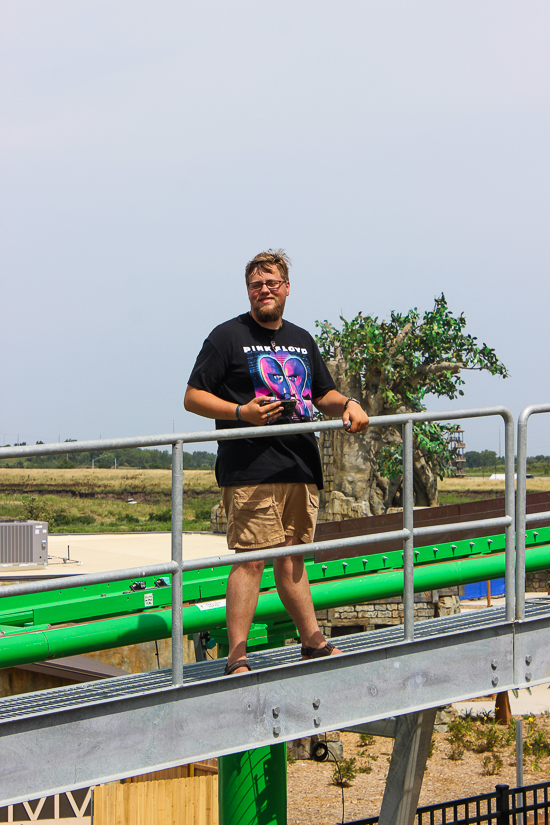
[465,450,498,470]
[315,294,508,514]
[0,447,216,472]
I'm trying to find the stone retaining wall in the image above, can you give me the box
[315,592,460,638]
[525,570,549,593]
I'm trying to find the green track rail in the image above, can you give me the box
[0,526,549,669]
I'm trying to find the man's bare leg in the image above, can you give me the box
[226,559,265,673]
[273,536,341,657]
[225,538,339,675]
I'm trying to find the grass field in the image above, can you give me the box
[0,468,219,533]
[1,469,548,532]
[438,475,550,505]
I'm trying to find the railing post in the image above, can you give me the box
[495,784,510,825]
[402,420,414,641]
[171,439,184,686]
[516,412,529,621]
[503,416,516,623]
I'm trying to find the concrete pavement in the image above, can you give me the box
[453,682,550,717]
[0,530,232,579]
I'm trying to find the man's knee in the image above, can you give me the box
[283,535,304,547]
[231,559,265,576]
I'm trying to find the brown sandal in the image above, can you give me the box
[224,658,251,675]
[301,641,336,659]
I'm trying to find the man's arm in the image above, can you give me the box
[184,385,284,426]
[313,389,369,434]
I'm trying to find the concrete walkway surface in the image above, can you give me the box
[1,531,232,579]
[453,682,550,718]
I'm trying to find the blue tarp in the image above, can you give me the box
[461,578,506,599]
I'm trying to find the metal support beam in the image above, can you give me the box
[378,708,437,825]
[2,602,550,806]
[346,719,398,739]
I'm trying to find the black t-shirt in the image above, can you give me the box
[187,313,336,488]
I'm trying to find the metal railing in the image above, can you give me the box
[516,403,550,621]
[346,780,550,824]
[0,405,516,686]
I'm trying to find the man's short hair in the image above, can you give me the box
[245,249,291,284]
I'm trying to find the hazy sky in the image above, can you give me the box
[1,1,549,456]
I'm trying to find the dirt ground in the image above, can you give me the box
[287,714,550,825]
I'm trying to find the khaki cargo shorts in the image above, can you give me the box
[221,483,319,551]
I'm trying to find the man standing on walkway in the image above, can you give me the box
[185,250,369,674]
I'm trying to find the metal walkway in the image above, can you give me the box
[1,402,549,819]
[2,599,550,805]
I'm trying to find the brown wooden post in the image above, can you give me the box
[495,691,512,725]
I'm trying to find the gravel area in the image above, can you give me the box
[287,714,550,825]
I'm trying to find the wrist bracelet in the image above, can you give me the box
[344,397,361,411]
[236,405,242,421]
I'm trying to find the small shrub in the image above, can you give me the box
[524,724,550,758]
[56,513,94,526]
[193,500,215,521]
[504,719,517,746]
[358,733,375,747]
[447,718,472,755]
[473,725,501,754]
[357,764,373,774]
[331,758,357,787]
[449,743,464,761]
[22,495,58,525]
[149,508,171,522]
[482,753,503,776]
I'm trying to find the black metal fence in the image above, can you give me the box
[345,780,550,824]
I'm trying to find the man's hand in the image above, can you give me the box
[314,390,369,434]
[241,395,283,426]
[342,400,369,434]
[184,386,284,426]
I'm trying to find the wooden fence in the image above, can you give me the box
[92,775,218,825]
[121,760,218,783]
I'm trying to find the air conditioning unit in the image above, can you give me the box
[0,521,48,565]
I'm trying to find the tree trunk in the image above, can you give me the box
[318,356,439,520]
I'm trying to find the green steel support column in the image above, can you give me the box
[217,627,291,825]
[219,744,287,825]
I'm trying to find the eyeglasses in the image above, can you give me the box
[247,279,285,292]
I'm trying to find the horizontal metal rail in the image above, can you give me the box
[413,515,512,541]
[0,562,179,599]
[0,405,516,684]
[0,406,514,459]
[0,514,514,600]
[516,403,550,621]
[526,510,550,525]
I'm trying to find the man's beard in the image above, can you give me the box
[253,302,284,323]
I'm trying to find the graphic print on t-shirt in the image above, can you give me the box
[244,346,313,421]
